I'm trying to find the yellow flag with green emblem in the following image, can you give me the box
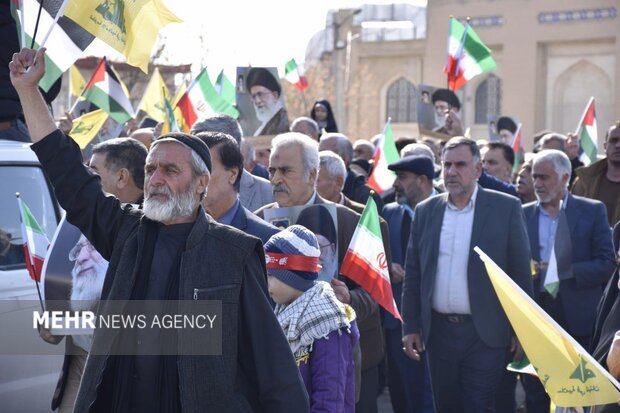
[70,65,86,98]
[64,0,182,72]
[69,109,109,149]
[475,247,620,408]
[138,68,168,122]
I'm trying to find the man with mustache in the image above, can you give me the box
[11,48,308,413]
[521,149,615,413]
[256,132,389,413]
[402,137,533,413]
[572,122,620,226]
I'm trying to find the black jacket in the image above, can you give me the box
[32,130,309,413]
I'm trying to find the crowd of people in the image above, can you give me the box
[5,46,620,413]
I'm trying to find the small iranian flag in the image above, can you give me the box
[176,68,239,128]
[575,97,598,165]
[444,17,496,91]
[543,203,572,298]
[16,194,50,282]
[368,119,400,194]
[83,58,134,124]
[341,196,402,321]
[511,123,523,174]
[284,59,308,91]
[214,70,236,106]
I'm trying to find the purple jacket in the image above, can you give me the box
[297,321,360,413]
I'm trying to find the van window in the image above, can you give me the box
[0,165,58,271]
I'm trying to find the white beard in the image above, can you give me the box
[254,99,283,124]
[143,181,202,222]
[70,258,107,312]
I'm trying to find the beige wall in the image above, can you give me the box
[325,0,619,151]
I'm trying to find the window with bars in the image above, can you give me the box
[474,75,502,124]
[386,78,417,123]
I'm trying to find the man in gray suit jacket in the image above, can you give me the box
[402,137,532,413]
[191,114,273,212]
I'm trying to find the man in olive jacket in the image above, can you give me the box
[10,48,308,413]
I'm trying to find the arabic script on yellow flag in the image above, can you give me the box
[138,68,168,123]
[64,0,182,73]
[69,109,109,149]
[474,246,620,408]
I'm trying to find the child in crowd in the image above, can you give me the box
[264,225,359,413]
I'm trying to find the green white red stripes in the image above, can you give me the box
[83,58,134,124]
[444,17,496,91]
[284,59,308,91]
[575,97,598,165]
[177,69,239,128]
[341,196,402,321]
[17,195,50,282]
[368,119,400,195]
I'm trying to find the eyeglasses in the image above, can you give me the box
[250,91,274,101]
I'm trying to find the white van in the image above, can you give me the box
[0,139,63,412]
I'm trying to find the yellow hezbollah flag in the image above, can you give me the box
[138,68,168,122]
[475,247,620,408]
[69,109,109,149]
[70,65,86,98]
[64,0,182,73]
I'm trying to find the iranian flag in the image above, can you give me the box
[214,70,236,106]
[511,123,523,174]
[443,17,496,91]
[163,95,180,133]
[16,194,50,282]
[83,58,134,124]
[11,0,95,92]
[368,119,400,194]
[176,68,239,128]
[284,59,308,91]
[341,196,402,321]
[575,97,598,165]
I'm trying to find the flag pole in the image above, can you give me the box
[15,193,45,313]
[29,0,44,49]
[37,0,69,50]
[300,89,308,114]
[18,0,26,49]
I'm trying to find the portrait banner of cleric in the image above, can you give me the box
[10,48,309,412]
[235,66,290,137]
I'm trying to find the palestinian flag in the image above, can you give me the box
[214,70,236,106]
[575,97,598,165]
[444,17,496,91]
[176,68,239,128]
[284,59,308,91]
[11,0,95,92]
[507,356,538,377]
[368,119,400,194]
[16,194,50,282]
[511,123,522,174]
[341,196,402,321]
[83,58,134,124]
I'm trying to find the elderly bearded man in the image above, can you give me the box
[10,48,308,413]
[246,68,289,136]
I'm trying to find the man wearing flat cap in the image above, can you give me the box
[246,67,289,136]
[382,155,437,413]
[432,88,461,135]
[10,48,308,412]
